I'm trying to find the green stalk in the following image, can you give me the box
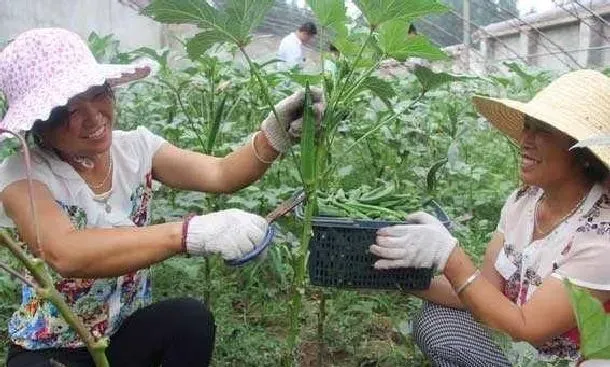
[0,231,109,367]
[288,83,318,355]
[239,47,303,181]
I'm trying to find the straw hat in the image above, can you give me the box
[473,69,610,168]
[0,28,153,137]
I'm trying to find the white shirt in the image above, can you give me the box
[277,32,304,69]
[0,127,167,348]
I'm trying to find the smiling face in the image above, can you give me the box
[519,116,580,188]
[39,85,114,157]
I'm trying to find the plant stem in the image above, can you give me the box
[239,47,303,181]
[328,28,375,113]
[0,231,109,367]
[288,188,316,350]
[316,290,326,367]
[0,260,34,287]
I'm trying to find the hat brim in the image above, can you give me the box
[0,60,152,138]
[473,94,610,168]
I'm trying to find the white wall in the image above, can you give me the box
[0,0,165,50]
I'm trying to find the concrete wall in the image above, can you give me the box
[478,0,610,72]
[0,0,166,50]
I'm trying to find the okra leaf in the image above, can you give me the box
[145,0,273,49]
[144,0,220,26]
[353,0,447,28]
[306,0,347,34]
[186,30,228,59]
[413,65,480,92]
[378,21,447,62]
[565,280,610,360]
[352,76,396,109]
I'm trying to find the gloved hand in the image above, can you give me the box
[370,212,457,271]
[261,87,325,153]
[184,209,268,261]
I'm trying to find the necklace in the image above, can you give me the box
[83,153,113,190]
[534,190,588,236]
[92,189,113,213]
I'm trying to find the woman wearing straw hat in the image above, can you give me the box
[372,69,610,366]
[0,28,322,367]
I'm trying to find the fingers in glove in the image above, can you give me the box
[369,244,407,259]
[244,212,268,232]
[376,224,424,237]
[404,211,437,225]
[373,259,412,270]
[246,225,267,248]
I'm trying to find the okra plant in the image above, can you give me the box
[144,0,451,361]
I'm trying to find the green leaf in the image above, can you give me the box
[186,30,228,59]
[223,0,274,43]
[378,21,447,62]
[144,0,219,25]
[306,0,347,32]
[565,280,610,360]
[145,0,274,51]
[413,65,480,92]
[353,0,447,28]
[354,76,396,108]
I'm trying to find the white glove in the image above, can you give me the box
[184,209,268,261]
[261,87,325,153]
[370,212,457,271]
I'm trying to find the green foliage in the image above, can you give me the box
[378,22,448,62]
[413,65,482,92]
[566,280,610,360]
[144,0,274,56]
[354,0,447,28]
[306,0,347,35]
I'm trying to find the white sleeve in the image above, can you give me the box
[0,152,52,228]
[552,240,610,291]
[132,126,167,159]
[496,189,520,234]
[0,152,50,192]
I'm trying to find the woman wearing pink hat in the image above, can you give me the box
[371,70,610,366]
[0,28,322,366]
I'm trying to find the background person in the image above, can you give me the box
[277,21,318,70]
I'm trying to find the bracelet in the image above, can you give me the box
[181,213,196,253]
[251,132,276,165]
[455,269,481,296]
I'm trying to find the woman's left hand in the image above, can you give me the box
[370,212,458,271]
[261,88,325,153]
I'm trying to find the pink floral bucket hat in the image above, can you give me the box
[0,27,152,136]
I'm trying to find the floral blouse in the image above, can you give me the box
[495,184,610,362]
[0,127,166,349]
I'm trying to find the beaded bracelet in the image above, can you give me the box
[251,131,276,165]
[455,269,481,296]
[181,213,196,253]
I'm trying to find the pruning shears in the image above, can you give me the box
[225,190,306,266]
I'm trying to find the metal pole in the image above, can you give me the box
[463,0,472,72]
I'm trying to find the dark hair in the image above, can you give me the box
[30,83,114,147]
[299,22,318,36]
[408,23,417,35]
[572,147,609,183]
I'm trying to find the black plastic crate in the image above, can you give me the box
[303,201,451,290]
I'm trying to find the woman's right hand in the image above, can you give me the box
[184,209,268,261]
